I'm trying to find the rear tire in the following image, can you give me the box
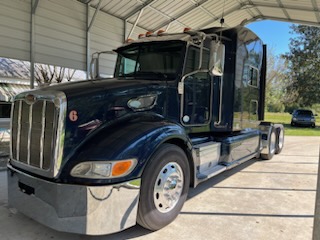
[137,144,190,231]
[261,128,276,160]
[275,125,284,154]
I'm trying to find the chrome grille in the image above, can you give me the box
[10,91,66,177]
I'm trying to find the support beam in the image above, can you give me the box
[250,15,320,27]
[86,4,90,79]
[86,0,105,79]
[124,0,156,20]
[197,4,242,29]
[152,0,210,31]
[127,9,144,39]
[276,0,292,21]
[238,0,262,19]
[313,150,320,240]
[87,0,104,32]
[311,0,320,23]
[124,20,127,43]
[241,2,319,14]
[30,0,39,89]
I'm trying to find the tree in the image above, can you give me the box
[284,25,320,107]
[265,48,290,112]
[34,64,76,86]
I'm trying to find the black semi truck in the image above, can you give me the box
[7,26,284,235]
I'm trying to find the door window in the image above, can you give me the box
[182,72,212,125]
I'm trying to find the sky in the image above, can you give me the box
[247,20,297,56]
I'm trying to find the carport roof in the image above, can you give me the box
[83,0,320,34]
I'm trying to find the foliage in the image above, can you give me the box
[34,64,76,87]
[284,25,320,107]
[265,48,289,112]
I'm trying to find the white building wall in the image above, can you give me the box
[0,0,31,61]
[0,0,140,75]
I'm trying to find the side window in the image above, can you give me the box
[122,58,137,74]
[182,72,212,125]
[248,66,259,87]
[184,46,210,74]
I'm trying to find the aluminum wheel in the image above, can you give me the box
[278,129,284,150]
[270,131,276,154]
[153,162,184,213]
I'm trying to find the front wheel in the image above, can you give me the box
[137,144,190,231]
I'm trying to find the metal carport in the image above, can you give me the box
[0,0,320,237]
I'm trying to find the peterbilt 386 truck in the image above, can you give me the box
[7,26,284,235]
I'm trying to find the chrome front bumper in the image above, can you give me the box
[7,164,140,235]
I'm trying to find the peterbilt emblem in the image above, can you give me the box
[25,94,36,104]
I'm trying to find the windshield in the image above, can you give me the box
[295,110,313,116]
[114,42,185,80]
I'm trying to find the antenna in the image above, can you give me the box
[219,0,226,39]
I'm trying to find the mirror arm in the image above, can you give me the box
[214,76,223,126]
[197,33,206,70]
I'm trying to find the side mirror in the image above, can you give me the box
[90,51,116,79]
[209,41,225,77]
[90,52,100,79]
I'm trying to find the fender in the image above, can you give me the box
[58,113,192,185]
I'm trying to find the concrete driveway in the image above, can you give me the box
[1,136,319,240]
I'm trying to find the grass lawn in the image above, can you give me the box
[264,112,320,136]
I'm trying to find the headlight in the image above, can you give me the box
[71,159,137,179]
[311,118,315,122]
[293,117,297,121]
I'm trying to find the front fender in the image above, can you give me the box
[58,114,190,185]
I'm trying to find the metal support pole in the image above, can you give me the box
[87,0,103,32]
[86,4,90,79]
[86,0,104,78]
[30,0,39,89]
[124,20,127,43]
[127,9,144,40]
[165,22,172,32]
[313,149,320,240]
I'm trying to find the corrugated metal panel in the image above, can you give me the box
[90,5,125,76]
[34,0,87,70]
[286,9,318,22]
[256,7,287,19]
[0,0,30,61]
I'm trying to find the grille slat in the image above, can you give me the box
[11,98,60,171]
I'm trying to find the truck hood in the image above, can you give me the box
[41,78,164,98]
[37,78,170,161]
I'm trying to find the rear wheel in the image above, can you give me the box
[261,128,276,160]
[137,144,190,231]
[275,126,284,154]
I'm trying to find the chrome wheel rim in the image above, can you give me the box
[278,129,284,150]
[270,131,276,154]
[153,162,184,213]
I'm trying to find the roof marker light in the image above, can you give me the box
[125,38,134,43]
[146,31,153,37]
[138,34,145,39]
[157,30,165,35]
[183,27,192,33]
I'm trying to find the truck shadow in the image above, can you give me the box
[88,159,258,240]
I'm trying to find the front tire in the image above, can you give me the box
[137,144,190,231]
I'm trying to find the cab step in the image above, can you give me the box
[196,165,226,180]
